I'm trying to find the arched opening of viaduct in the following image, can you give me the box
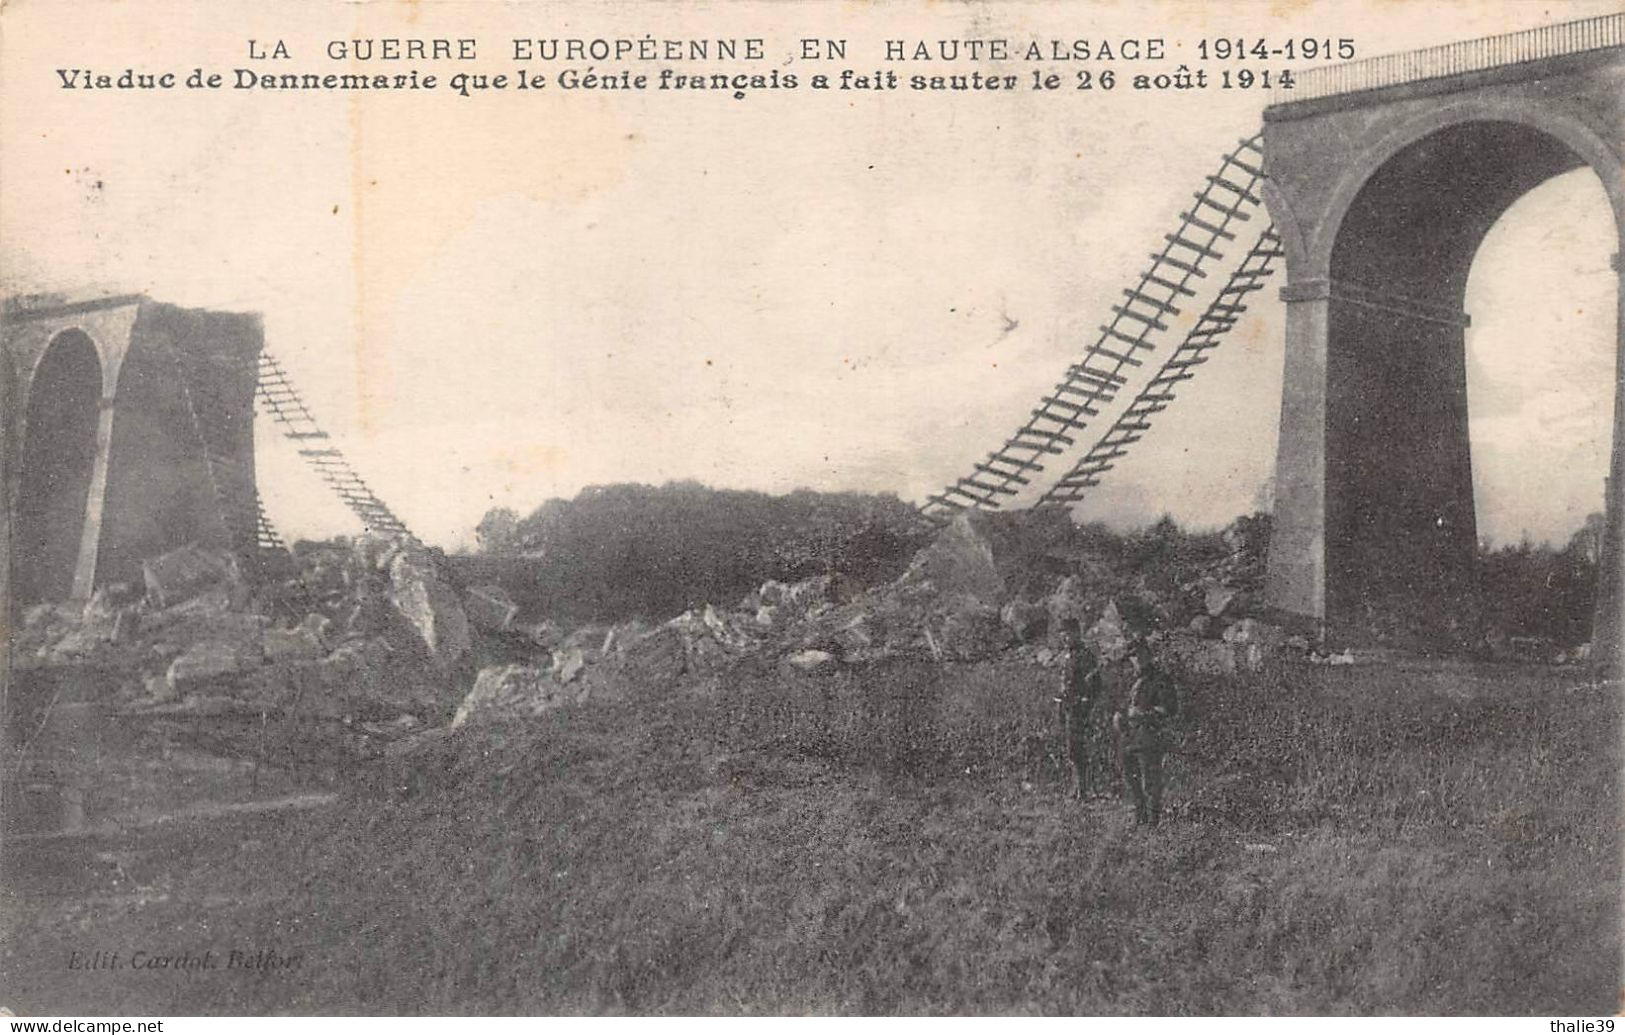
[1262,57,1624,656]
[1327,120,1616,632]
[15,330,104,604]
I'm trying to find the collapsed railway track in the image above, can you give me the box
[920,133,1273,521]
[1036,223,1284,509]
[254,352,420,546]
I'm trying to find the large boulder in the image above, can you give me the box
[351,533,407,575]
[896,513,1004,605]
[464,584,519,633]
[831,614,877,660]
[1222,618,1285,647]
[387,551,472,670]
[1162,635,1237,677]
[617,625,689,690]
[935,599,1011,661]
[1203,584,1239,618]
[702,604,759,652]
[552,647,586,684]
[142,544,243,610]
[1046,574,1094,631]
[453,664,581,728]
[1001,600,1049,643]
[82,582,140,626]
[786,649,836,673]
[166,642,244,695]
[1085,599,1131,661]
[316,637,449,717]
[262,620,326,662]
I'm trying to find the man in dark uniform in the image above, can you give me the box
[1056,619,1103,800]
[1115,639,1178,826]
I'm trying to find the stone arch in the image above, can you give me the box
[1308,108,1620,638]
[1309,99,1624,278]
[16,329,104,603]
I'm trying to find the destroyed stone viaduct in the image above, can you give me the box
[0,16,1620,663]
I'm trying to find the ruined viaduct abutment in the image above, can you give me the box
[1,295,262,604]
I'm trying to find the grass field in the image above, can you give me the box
[1,654,1618,1014]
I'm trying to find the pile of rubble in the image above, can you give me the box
[13,511,1312,750]
[448,511,1303,727]
[16,536,478,757]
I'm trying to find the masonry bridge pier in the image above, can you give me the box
[1,296,263,605]
[1259,16,1624,656]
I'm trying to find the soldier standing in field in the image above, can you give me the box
[1056,619,1103,800]
[1114,639,1178,826]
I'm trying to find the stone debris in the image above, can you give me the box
[110,607,141,645]
[552,648,586,685]
[1085,600,1131,661]
[1554,642,1593,665]
[387,549,472,671]
[517,620,564,650]
[1045,574,1093,631]
[15,533,490,762]
[142,544,243,610]
[1000,600,1049,644]
[757,575,836,615]
[786,649,836,673]
[1222,618,1285,647]
[1308,648,1357,666]
[166,642,243,695]
[936,600,1011,660]
[1204,584,1239,618]
[894,512,1004,605]
[50,504,1592,751]
[453,664,583,728]
[144,673,177,702]
[262,617,326,662]
[464,584,520,633]
[1162,635,1238,676]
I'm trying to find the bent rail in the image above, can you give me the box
[255,352,420,544]
[920,134,1267,522]
[1036,224,1283,509]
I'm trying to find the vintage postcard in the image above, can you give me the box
[0,0,1620,1019]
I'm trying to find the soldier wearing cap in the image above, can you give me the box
[1057,618,1102,800]
[1115,638,1178,825]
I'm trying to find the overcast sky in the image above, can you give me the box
[2,0,1617,551]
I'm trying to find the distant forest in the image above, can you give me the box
[454,482,934,624]
[455,482,1604,645]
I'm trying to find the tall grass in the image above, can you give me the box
[3,656,1616,1015]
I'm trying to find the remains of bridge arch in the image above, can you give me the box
[1259,17,1625,659]
[2,294,263,605]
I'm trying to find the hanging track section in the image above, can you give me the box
[255,352,420,544]
[1035,223,1284,509]
[919,134,1267,522]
